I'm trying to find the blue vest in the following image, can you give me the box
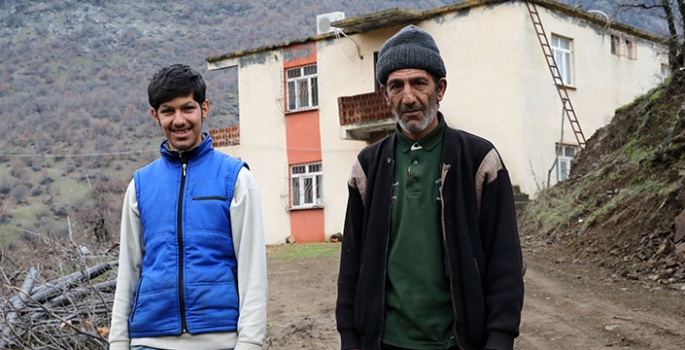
[128,134,246,337]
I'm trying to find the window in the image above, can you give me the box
[661,63,671,80]
[626,38,637,60]
[556,144,578,182]
[611,34,637,60]
[290,162,323,209]
[286,65,318,112]
[610,34,621,56]
[551,35,573,86]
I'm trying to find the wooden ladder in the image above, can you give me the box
[525,1,586,148]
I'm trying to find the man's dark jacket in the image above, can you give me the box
[336,122,524,350]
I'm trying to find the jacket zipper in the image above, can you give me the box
[177,161,188,333]
[439,163,463,350]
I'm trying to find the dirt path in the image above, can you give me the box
[264,243,685,350]
[519,247,685,349]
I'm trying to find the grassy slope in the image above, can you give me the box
[519,72,685,285]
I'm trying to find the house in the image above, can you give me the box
[205,0,668,245]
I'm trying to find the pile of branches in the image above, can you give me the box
[0,260,117,349]
[0,217,120,350]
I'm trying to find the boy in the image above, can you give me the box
[109,64,267,350]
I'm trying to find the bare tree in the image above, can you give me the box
[620,0,683,69]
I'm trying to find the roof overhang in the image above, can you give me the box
[206,0,666,70]
[329,7,423,34]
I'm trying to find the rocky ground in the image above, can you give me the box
[264,242,685,350]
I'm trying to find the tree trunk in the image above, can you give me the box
[677,0,685,67]
[662,0,680,69]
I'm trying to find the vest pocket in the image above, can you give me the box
[193,196,227,201]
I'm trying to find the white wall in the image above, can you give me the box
[229,52,292,245]
[316,34,379,240]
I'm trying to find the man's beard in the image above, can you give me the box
[394,99,439,136]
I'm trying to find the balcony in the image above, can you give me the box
[338,91,395,141]
[209,126,240,147]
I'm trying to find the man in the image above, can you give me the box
[109,64,267,350]
[336,25,524,350]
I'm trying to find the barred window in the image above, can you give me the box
[290,162,323,209]
[286,65,318,112]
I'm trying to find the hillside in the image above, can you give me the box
[0,0,670,253]
[519,71,685,288]
[0,0,463,247]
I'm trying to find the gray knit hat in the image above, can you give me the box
[375,25,446,85]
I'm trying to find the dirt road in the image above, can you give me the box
[264,243,685,350]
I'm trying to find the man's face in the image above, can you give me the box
[151,93,209,151]
[381,68,447,140]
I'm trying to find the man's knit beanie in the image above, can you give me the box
[375,25,446,85]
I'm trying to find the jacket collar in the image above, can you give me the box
[159,132,213,163]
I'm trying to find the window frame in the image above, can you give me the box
[289,162,323,210]
[556,144,578,182]
[661,63,671,80]
[625,38,637,60]
[610,34,621,56]
[285,64,319,113]
[551,34,573,86]
[611,34,637,60]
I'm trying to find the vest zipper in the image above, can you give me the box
[439,163,463,350]
[178,161,188,333]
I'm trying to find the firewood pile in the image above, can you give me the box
[0,261,117,349]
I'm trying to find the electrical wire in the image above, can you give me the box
[334,28,363,60]
[0,149,158,158]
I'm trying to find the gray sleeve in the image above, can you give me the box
[231,167,268,350]
[109,179,143,350]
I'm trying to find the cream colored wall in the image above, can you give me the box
[214,144,241,159]
[228,53,291,245]
[316,31,391,241]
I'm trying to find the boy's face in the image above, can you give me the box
[151,93,209,152]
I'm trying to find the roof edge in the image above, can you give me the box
[206,0,665,67]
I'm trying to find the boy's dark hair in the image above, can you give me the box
[148,64,207,111]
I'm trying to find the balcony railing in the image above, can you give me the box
[338,91,395,141]
[209,126,240,147]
